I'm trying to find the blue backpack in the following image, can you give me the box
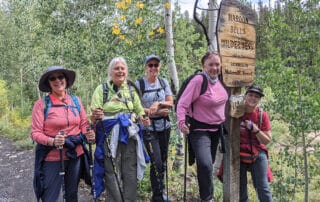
[43,94,81,120]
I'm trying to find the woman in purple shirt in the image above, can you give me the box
[177,51,228,202]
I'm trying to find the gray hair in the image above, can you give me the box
[107,56,128,81]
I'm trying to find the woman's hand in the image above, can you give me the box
[148,102,160,115]
[91,108,104,121]
[157,108,170,117]
[244,120,259,133]
[85,127,95,144]
[54,132,66,148]
[180,123,190,135]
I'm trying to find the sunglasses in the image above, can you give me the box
[147,63,159,68]
[48,74,65,82]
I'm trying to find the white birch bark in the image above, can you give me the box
[164,0,179,92]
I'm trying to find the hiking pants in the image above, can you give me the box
[240,150,273,202]
[189,130,219,201]
[104,138,137,202]
[143,128,170,202]
[41,156,81,202]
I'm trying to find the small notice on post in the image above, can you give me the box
[218,0,257,87]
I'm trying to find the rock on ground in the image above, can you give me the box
[0,138,93,202]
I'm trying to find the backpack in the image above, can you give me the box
[102,80,141,104]
[44,94,80,120]
[174,69,208,112]
[137,77,166,97]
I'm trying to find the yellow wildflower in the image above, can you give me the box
[112,27,121,35]
[157,27,164,34]
[135,17,143,25]
[137,34,142,40]
[116,2,125,9]
[126,39,133,46]
[164,2,171,9]
[148,31,154,36]
[119,35,125,40]
[136,2,144,9]
[120,15,126,21]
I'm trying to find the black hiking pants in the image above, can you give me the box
[189,130,219,201]
[143,128,170,202]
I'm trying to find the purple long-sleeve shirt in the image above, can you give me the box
[177,74,228,131]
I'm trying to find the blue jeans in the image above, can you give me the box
[240,150,273,202]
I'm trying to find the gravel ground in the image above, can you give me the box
[0,138,94,202]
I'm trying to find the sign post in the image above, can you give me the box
[217,0,257,201]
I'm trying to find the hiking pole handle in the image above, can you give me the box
[58,130,66,202]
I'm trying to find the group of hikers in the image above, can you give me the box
[30,51,273,202]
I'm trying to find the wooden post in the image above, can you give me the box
[217,0,257,201]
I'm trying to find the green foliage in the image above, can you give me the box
[1,0,320,200]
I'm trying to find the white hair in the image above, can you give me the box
[107,57,128,81]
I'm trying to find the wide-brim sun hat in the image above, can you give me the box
[145,54,160,64]
[245,84,264,97]
[38,66,76,92]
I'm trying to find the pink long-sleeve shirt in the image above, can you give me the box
[31,94,89,161]
[177,74,228,131]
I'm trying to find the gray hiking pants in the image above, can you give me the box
[104,138,137,202]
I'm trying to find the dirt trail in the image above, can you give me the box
[0,138,93,202]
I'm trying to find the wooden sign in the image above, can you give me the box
[217,0,257,87]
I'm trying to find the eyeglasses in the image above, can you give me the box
[147,63,159,68]
[48,75,65,82]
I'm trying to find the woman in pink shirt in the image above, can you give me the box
[31,66,95,202]
[177,52,228,202]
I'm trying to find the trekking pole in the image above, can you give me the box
[183,115,190,202]
[165,159,169,202]
[98,120,125,202]
[87,125,97,202]
[164,125,169,202]
[183,134,188,202]
[58,130,66,202]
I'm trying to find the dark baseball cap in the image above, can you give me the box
[245,84,264,97]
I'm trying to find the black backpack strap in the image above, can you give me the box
[158,77,166,89]
[127,79,141,100]
[138,78,145,96]
[199,74,208,96]
[139,77,165,96]
[102,83,109,104]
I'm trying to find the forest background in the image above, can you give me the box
[0,0,319,201]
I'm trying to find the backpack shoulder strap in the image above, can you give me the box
[69,94,81,114]
[258,107,263,128]
[199,74,208,95]
[158,77,166,89]
[138,78,145,96]
[127,79,141,100]
[43,94,81,120]
[44,95,51,120]
[102,83,109,104]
